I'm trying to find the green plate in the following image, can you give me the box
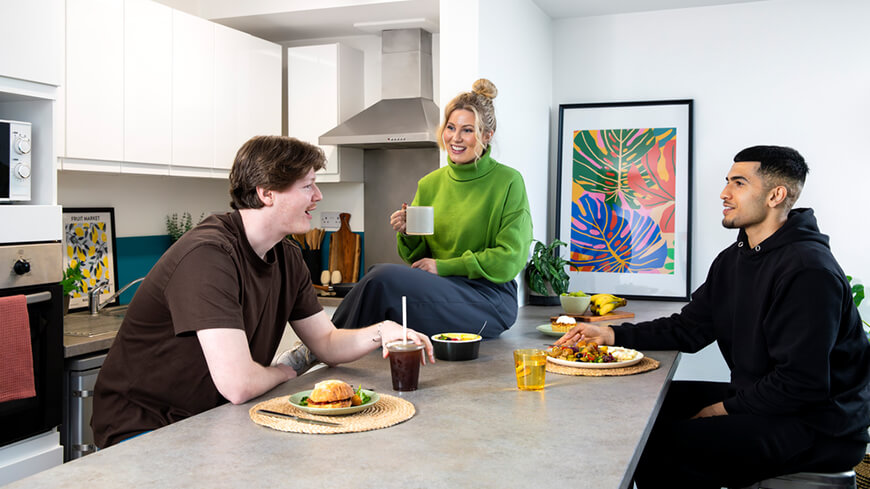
[288,389,379,416]
[536,324,565,337]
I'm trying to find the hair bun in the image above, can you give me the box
[472,78,497,99]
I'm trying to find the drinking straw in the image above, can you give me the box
[402,295,407,344]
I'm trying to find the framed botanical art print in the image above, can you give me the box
[62,207,119,311]
[556,100,693,300]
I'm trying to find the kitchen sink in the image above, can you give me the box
[64,306,127,337]
[101,305,128,318]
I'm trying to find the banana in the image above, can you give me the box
[597,301,619,316]
[590,293,617,306]
[589,294,628,315]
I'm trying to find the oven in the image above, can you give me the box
[0,242,63,448]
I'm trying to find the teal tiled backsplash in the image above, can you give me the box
[114,232,365,304]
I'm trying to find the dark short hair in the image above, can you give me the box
[733,145,809,208]
[229,136,325,210]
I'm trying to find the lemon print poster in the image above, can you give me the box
[62,208,117,310]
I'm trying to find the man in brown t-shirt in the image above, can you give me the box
[92,136,434,448]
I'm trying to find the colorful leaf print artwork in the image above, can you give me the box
[569,192,668,273]
[570,127,677,274]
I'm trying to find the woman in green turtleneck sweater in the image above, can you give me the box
[332,79,533,338]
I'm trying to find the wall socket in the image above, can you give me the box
[320,212,341,230]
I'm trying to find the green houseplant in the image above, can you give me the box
[526,239,570,306]
[848,275,869,341]
[60,262,84,314]
[166,212,205,243]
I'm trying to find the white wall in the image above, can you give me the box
[57,172,231,236]
[552,0,870,380]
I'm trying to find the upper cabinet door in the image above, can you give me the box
[287,44,363,182]
[244,35,282,149]
[65,0,124,162]
[172,10,214,170]
[0,0,63,86]
[215,26,281,171]
[124,0,172,166]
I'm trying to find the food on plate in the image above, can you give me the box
[298,380,373,408]
[560,290,588,297]
[589,293,628,316]
[550,315,577,332]
[302,379,355,408]
[546,341,637,364]
[350,384,371,406]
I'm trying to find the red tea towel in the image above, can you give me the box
[0,295,36,402]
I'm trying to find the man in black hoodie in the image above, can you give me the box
[557,146,869,488]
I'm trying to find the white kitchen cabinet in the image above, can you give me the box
[64,0,124,162]
[123,0,172,170]
[61,1,280,178]
[171,9,214,173]
[287,44,364,183]
[0,0,63,87]
[214,24,281,172]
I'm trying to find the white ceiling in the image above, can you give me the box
[531,0,768,18]
[203,0,769,42]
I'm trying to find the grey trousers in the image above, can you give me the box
[331,263,517,338]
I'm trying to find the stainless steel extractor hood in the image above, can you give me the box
[319,28,440,149]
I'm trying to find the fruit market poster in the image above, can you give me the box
[556,101,693,300]
[62,207,119,311]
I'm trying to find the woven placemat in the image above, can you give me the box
[546,356,660,376]
[856,454,870,489]
[249,393,415,434]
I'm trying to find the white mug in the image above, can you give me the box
[405,206,434,235]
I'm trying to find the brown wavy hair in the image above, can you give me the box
[229,136,325,210]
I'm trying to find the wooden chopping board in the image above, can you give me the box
[328,212,361,283]
[550,311,635,322]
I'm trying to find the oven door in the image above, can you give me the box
[0,283,63,447]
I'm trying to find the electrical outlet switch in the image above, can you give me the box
[320,212,341,229]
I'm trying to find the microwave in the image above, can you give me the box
[0,119,32,202]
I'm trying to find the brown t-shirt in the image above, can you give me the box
[92,211,321,447]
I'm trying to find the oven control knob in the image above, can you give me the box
[16,164,31,179]
[15,136,31,155]
[13,259,31,275]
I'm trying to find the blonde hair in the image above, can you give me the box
[437,79,498,159]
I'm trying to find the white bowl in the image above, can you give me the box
[560,295,591,315]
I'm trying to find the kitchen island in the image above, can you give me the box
[14,300,684,489]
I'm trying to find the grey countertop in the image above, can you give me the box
[26,300,684,489]
[62,297,340,358]
[62,307,126,358]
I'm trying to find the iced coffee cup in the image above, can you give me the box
[386,341,425,391]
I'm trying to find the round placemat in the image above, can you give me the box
[855,453,870,489]
[546,356,660,376]
[249,393,415,434]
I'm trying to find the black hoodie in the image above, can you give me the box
[615,208,870,439]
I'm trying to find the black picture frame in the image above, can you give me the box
[555,100,693,300]
[62,207,119,311]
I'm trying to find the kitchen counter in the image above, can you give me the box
[63,308,125,358]
[19,300,684,489]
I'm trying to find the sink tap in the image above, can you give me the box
[88,277,145,316]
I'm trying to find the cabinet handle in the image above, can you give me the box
[73,389,93,398]
[73,444,98,455]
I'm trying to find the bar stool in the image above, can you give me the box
[745,470,856,489]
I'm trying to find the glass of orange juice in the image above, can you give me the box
[513,349,546,390]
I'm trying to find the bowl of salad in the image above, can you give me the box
[430,332,482,361]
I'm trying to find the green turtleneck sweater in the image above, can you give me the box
[397,147,533,284]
